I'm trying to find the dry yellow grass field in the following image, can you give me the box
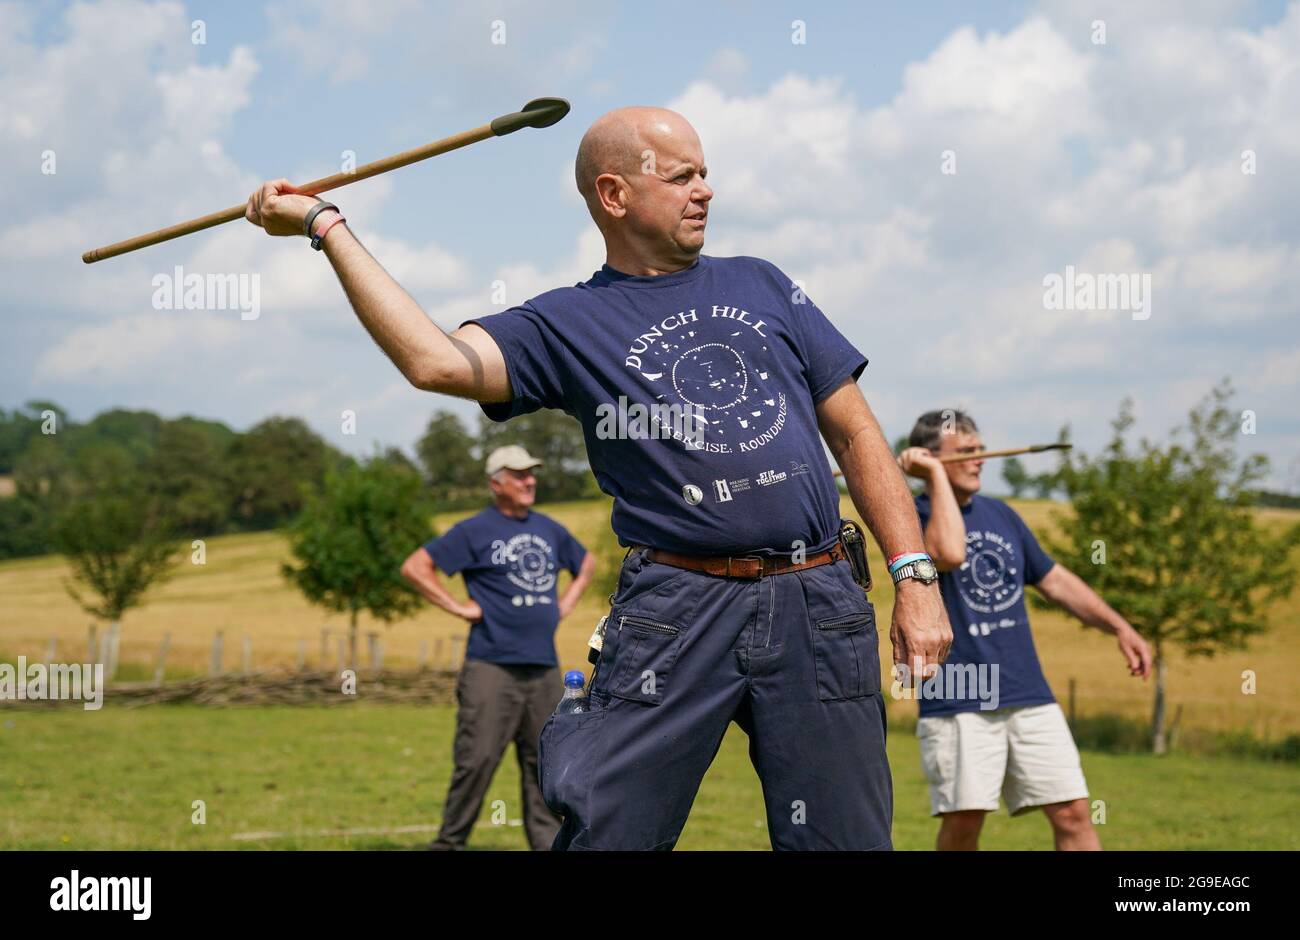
[1,496,1296,738]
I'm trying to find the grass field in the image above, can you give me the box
[2,497,1298,740]
[2,703,1296,850]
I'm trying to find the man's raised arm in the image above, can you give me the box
[244,180,511,402]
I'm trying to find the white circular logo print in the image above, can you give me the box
[682,484,703,505]
[672,343,749,411]
[622,307,786,453]
[490,534,557,592]
[955,530,1023,615]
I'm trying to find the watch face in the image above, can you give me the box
[915,559,938,582]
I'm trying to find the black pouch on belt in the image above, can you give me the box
[838,519,872,592]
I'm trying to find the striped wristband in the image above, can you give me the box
[311,213,346,250]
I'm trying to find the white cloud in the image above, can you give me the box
[4,0,1298,488]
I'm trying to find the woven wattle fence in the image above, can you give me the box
[5,669,460,709]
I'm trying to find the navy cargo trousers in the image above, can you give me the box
[539,547,892,850]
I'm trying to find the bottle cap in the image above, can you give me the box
[564,670,586,689]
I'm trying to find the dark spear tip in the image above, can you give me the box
[490,97,571,137]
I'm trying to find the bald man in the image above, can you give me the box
[245,106,952,851]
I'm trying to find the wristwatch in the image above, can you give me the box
[890,555,939,586]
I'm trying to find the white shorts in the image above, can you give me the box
[916,703,1089,817]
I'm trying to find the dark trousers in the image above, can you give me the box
[432,658,562,850]
[539,548,892,850]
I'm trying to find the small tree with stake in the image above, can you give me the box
[1040,382,1300,753]
[282,455,436,669]
[55,467,180,680]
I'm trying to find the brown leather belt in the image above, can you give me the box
[640,543,845,580]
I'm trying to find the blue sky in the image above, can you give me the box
[3,0,1298,489]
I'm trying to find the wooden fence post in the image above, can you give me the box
[87,623,97,663]
[335,636,346,671]
[44,637,57,668]
[210,631,224,676]
[296,639,307,672]
[367,631,381,672]
[241,635,252,675]
[153,633,171,687]
[434,638,445,670]
[418,640,429,671]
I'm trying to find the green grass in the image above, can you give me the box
[2,704,1296,850]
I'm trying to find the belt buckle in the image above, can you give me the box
[728,554,765,580]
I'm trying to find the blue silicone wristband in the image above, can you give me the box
[888,552,930,575]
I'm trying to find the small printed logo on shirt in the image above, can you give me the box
[712,479,732,502]
[682,484,703,506]
[968,617,1019,637]
[757,469,789,486]
[511,594,553,607]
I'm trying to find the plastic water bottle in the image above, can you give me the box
[556,670,587,714]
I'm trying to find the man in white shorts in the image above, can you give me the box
[897,410,1152,850]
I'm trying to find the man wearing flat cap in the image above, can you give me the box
[401,444,596,850]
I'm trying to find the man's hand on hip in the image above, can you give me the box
[455,600,484,622]
[891,578,952,679]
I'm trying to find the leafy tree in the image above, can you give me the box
[1040,382,1300,753]
[143,422,229,535]
[74,409,164,463]
[0,497,51,558]
[169,415,237,454]
[282,455,437,668]
[224,417,342,529]
[53,466,180,625]
[416,410,481,505]
[478,409,597,502]
[0,400,67,473]
[1003,457,1031,498]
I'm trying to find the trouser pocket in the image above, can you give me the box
[538,708,608,819]
[596,613,682,706]
[811,606,881,701]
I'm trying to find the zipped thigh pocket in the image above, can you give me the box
[811,608,881,702]
[599,613,682,706]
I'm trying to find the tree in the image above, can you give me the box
[74,408,164,464]
[282,455,437,668]
[1003,457,1031,498]
[224,417,342,529]
[415,410,481,505]
[54,466,180,625]
[0,400,66,474]
[143,422,229,535]
[1040,382,1300,753]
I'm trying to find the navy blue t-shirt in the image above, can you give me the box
[464,255,867,556]
[915,493,1057,716]
[423,506,587,667]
